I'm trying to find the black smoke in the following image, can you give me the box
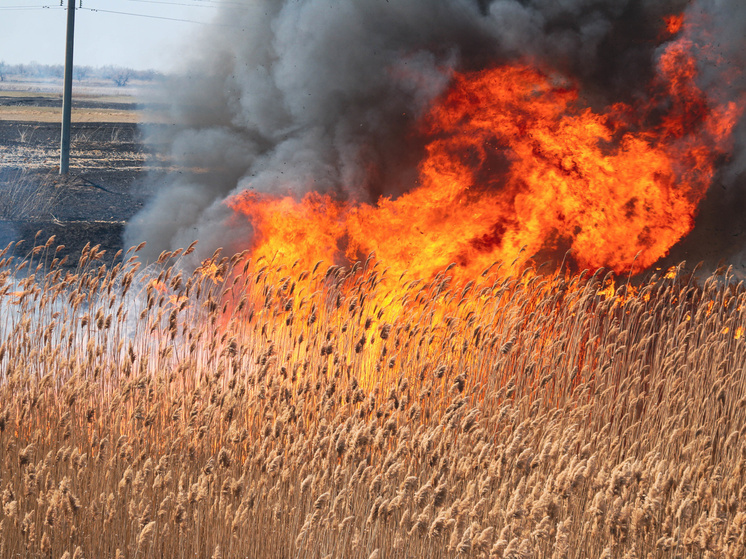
[126,0,746,274]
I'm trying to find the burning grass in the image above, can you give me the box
[1,242,746,558]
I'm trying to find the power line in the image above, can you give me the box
[190,0,250,6]
[79,6,244,26]
[79,6,217,24]
[84,0,251,11]
[114,0,220,8]
[0,2,235,26]
[0,5,61,9]
[0,0,244,13]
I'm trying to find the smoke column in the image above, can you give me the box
[127,0,746,273]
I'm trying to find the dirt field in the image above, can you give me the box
[0,82,172,265]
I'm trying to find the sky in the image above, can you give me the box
[0,0,221,71]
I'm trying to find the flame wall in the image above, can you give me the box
[127,0,746,276]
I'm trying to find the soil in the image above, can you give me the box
[0,85,172,268]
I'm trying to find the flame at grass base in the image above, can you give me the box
[228,33,744,281]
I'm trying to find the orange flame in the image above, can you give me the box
[664,14,685,35]
[196,260,226,283]
[228,26,743,283]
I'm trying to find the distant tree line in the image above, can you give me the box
[0,61,165,87]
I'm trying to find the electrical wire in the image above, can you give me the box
[190,0,248,6]
[78,6,214,24]
[0,5,61,9]
[113,0,220,8]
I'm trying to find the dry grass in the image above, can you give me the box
[0,169,68,220]
[1,242,746,558]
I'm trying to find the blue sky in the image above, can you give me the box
[0,0,220,70]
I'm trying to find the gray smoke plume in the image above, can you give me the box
[126,0,746,273]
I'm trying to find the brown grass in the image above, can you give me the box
[0,169,68,220]
[1,242,745,558]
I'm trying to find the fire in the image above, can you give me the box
[228,192,346,271]
[228,21,743,284]
[196,260,226,283]
[664,14,685,35]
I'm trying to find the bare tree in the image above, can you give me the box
[103,66,133,87]
[112,69,131,87]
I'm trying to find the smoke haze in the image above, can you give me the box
[126,0,746,273]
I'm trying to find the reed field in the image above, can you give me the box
[1,240,746,559]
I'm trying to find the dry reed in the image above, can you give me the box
[0,241,745,558]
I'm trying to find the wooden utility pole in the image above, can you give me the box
[60,0,76,174]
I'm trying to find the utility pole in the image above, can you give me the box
[59,0,76,175]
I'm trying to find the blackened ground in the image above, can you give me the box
[0,110,174,267]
